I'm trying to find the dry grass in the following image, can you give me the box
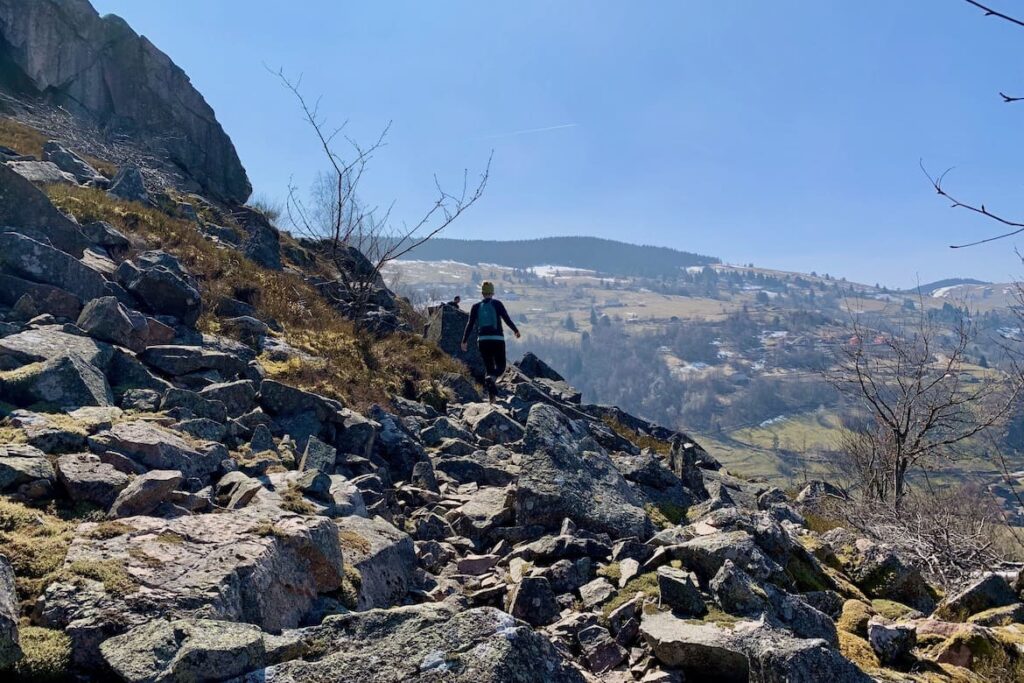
[64,558,136,594]
[603,417,672,454]
[338,529,372,554]
[83,521,136,540]
[0,117,46,158]
[13,626,73,683]
[0,499,74,608]
[279,485,317,515]
[45,185,465,410]
[0,117,116,177]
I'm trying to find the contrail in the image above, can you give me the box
[477,123,578,141]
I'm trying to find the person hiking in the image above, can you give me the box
[447,295,461,309]
[461,281,520,402]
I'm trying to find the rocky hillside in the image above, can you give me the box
[2,3,1024,682]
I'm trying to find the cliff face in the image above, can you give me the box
[0,0,251,204]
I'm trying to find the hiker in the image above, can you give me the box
[461,281,520,402]
[447,295,461,309]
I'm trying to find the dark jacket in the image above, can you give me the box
[462,298,518,344]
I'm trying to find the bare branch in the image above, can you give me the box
[964,0,1024,29]
[921,161,1024,247]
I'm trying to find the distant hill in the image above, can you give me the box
[398,236,719,278]
[906,278,991,294]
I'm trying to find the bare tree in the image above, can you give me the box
[273,68,491,331]
[826,308,1021,509]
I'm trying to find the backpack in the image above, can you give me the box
[477,300,499,334]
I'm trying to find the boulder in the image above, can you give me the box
[658,566,707,616]
[462,403,525,444]
[0,326,112,370]
[0,443,55,491]
[0,554,18,669]
[577,623,627,673]
[580,578,616,609]
[56,453,130,507]
[515,403,651,539]
[516,351,566,382]
[108,469,183,518]
[237,604,584,682]
[867,618,916,665]
[0,162,89,255]
[216,471,264,510]
[297,435,335,474]
[426,305,485,378]
[933,573,1018,622]
[161,387,228,423]
[38,509,343,666]
[77,296,172,353]
[507,576,560,627]
[670,530,785,585]
[199,380,257,417]
[6,159,77,184]
[42,140,106,185]
[101,618,270,683]
[118,256,202,326]
[141,345,248,379]
[0,231,109,302]
[335,515,416,610]
[640,615,750,682]
[0,352,115,409]
[0,272,83,319]
[107,164,151,204]
[88,420,222,480]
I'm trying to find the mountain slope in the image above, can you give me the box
[399,236,719,277]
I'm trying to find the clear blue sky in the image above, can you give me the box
[91,0,1024,288]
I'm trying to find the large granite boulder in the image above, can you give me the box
[425,304,484,378]
[38,509,344,666]
[0,163,90,256]
[0,0,251,203]
[0,444,55,491]
[335,515,416,610]
[0,352,115,409]
[0,231,109,302]
[236,604,585,683]
[42,139,106,185]
[514,403,651,539]
[77,296,173,353]
[87,420,222,479]
[55,452,130,507]
[117,253,202,326]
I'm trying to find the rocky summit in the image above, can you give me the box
[0,2,1023,682]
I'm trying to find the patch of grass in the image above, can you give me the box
[0,118,46,158]
[65,559,137,594]
[697,605,742,627]
[0,500,73,608]
[13,626,72,683]
[785,553,832,593]
[644,502,686,530]
[803,513,844,534]
[837,600,873,637]
[602,417,672,454]
[0,422,27,444]
[279,485,317,515]
[602,572,660,619]
[338,529,371,555]
[837,630,881,673]
[46,184,465,411]
[339,565,362,609]
[870,598,917,621]
[597,562,621,583]
[84,521,136,540]
[155,531,185,545]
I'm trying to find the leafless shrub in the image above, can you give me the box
[842,485,1007,589]
[825,308,1021,510]
[272,67,491,330]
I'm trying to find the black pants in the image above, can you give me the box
[478,339,507,391]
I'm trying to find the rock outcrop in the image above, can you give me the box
[0,0,250,203]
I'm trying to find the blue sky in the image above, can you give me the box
[90,0,1024,288]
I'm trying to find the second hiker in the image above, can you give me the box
[461,281,520,402]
